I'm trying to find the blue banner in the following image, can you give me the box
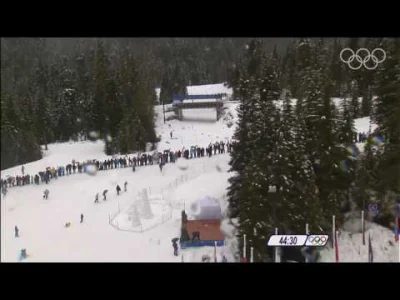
[180,240,224,249]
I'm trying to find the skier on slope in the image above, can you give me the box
[43,189,49,199]
[94,193,99,203]
[80,214,84,223]
[172,240,178,256]
[2,184,7,197]
[124,181,128,192]
[103,190,108,201]
[116,185,121,196]
[15,225,19,237]
[202,255,211,262]
[19,248,27,260]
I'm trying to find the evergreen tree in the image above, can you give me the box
[358,37,381,115]
[330,38,346,97]
[159,72,173,105]
[227,58,244,100]
[339,90,356,145]
[229,52,282,261]
[32,60,52,149]
[277,92,323,234]
[73,52,91,139]
[226,74,261,261]
[373,38,400,202]
[117,108,147,154]
[294,38,314,99]
[226,76,255,219]
[92,40,109,136]
[104,77,123,153]
[352,138,380,211]
[281,42,298,97]
[299,42,351,227]
[227,41,269,222]
[245,39,264,80]
[350,80,360,119]
[360,86,373,118]
[1,94,42,169]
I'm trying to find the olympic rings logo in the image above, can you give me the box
[308,235,327,246]
[340,48,386,70]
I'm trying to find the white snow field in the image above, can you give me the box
[1,83,397,262]
[320,222,399,262]
[1,97,239,262]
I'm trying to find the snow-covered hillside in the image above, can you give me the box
[155,103,238,150]
[354,116,378,152]
[1,96,239,262]
[320,222,398,262]
[1,83,397,262]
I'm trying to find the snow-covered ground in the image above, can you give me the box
[354,116,378,153]
[354,116,378,135]
[155,103,238,150]
[1,83,397,262]
[1,95,239,262]
[320,222,398,262]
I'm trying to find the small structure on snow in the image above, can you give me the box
[137,189,154,219]
[128,205,142,227]
[180,196,224,249]
[190,195,222,220]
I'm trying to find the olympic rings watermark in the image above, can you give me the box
[307,235,327,246]
[340,48,386,70]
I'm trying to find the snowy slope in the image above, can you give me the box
[354,116,378,153]
[354,116,378,134]
[1,141,106,179]
[320,222,398,262]
[1,98,239,262]
[155,102,238,151]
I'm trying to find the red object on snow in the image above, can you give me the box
[184,220,224,241]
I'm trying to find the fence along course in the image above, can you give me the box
[108,162,219,233]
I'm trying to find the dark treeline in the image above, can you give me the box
[1,37,293,170]
[1,38,155,169]
[226,38,400,261]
